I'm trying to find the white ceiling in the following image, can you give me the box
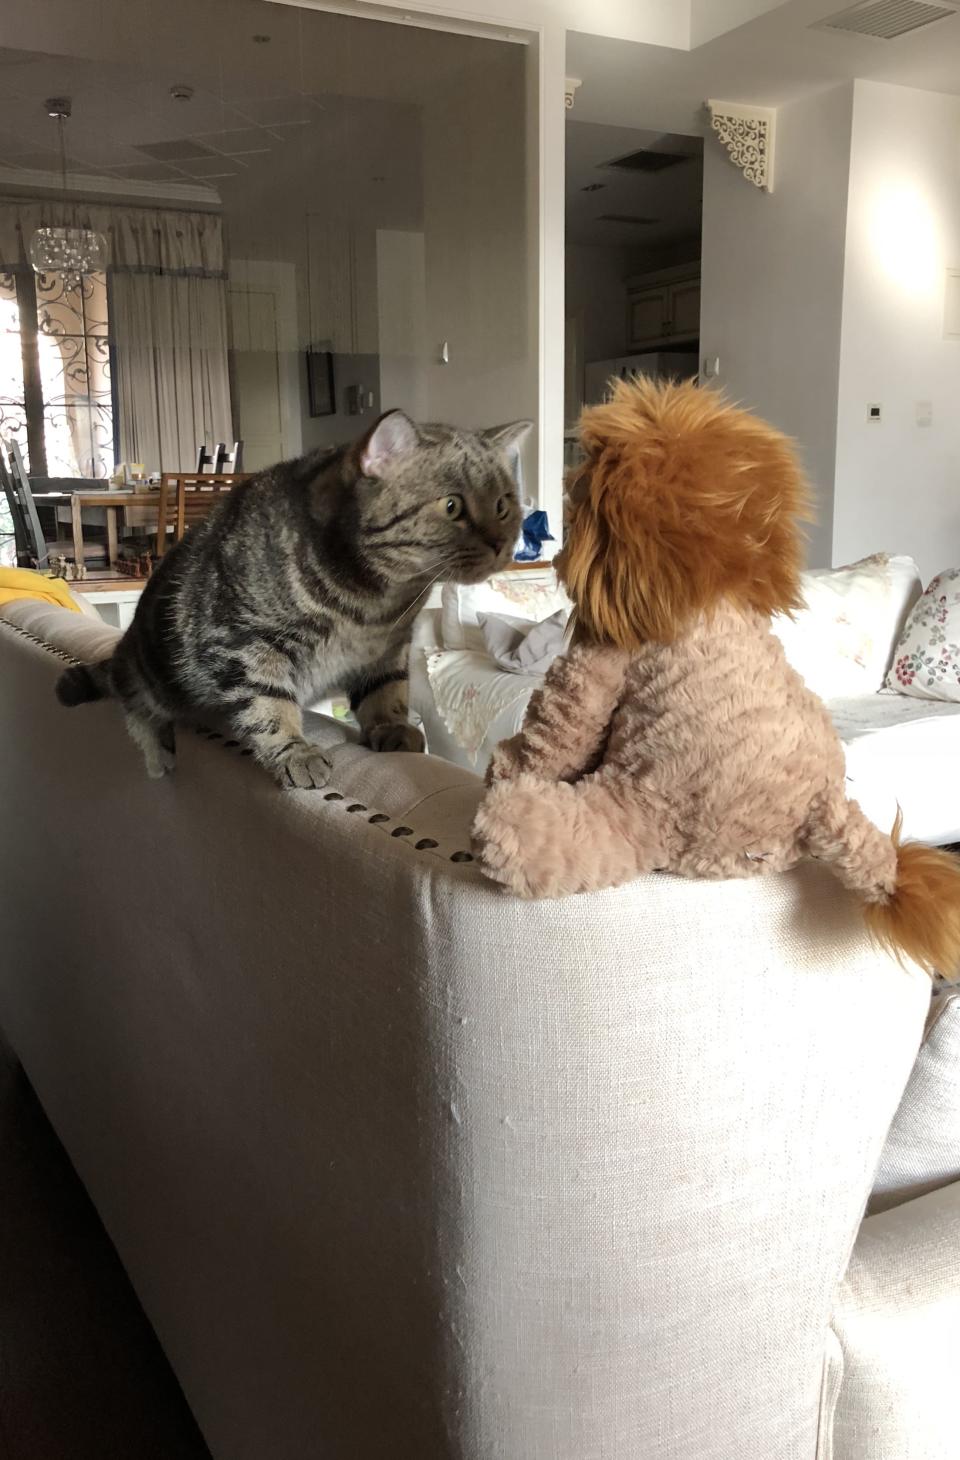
[570,0,960,133]
[0,0,506,205]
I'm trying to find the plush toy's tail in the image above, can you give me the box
[806,798,960,980]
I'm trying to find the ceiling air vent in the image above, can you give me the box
[605,149,689,173]
[135,139,219,162]
[812,1,958,39]
[597,214,659,225]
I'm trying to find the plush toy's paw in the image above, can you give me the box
[472,774,578,899]
[367,722,425,755]
[474,771,665,898]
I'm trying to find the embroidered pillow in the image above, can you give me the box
[771,553,921,701]
[885,568,960,703]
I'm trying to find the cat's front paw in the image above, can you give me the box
[367,722,426,755]
[276,743,333,790]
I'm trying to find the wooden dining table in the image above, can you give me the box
[32,486,162,571]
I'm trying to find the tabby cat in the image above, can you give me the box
[56,410,530,787]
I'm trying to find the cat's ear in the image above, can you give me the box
[359,410,419,478]
[482,420,534,455]
[482,419,533,483]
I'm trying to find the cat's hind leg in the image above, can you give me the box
[125,711,176,780]
[229,694,332,789]
[347,657,424,755]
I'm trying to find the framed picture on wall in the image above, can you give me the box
[306,350,336,417]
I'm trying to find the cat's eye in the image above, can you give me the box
[495,495,511,520]
[444,494,465,520]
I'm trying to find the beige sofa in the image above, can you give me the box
[1,599,958,1460]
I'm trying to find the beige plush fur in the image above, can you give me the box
[472,379,960,978]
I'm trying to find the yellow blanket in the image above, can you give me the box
[0,566,81,613]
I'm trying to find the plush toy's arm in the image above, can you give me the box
[486,643,629,786]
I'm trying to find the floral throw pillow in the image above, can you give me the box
[885,568,960,702]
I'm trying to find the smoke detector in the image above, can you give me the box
[811,1,958,40]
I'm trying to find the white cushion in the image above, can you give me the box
[831,695,960,845]
[869,990,960,1215]
[829,1182,960,1460]
[440,570,571,651]
[771,553,921,701]
[884,566,960,703]
[477,608,568,674]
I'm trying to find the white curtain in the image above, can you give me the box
[112,272,232,473]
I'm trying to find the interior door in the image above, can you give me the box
[230,288,284,473]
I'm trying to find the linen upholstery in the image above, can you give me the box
[869,990,960,1214]
[0,602,938,1460]
[829,1181,960,1460]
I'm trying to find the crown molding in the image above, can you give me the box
[0,165,221,208]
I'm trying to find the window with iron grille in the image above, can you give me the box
[0,268,116,481]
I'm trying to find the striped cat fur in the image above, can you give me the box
[56,410,530,787]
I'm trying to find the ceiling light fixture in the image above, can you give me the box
[29,98,107,293]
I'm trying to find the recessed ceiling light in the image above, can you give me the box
[169,84,194,101]
[252,33,271,43]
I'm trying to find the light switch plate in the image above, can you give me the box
[867,403,882,423]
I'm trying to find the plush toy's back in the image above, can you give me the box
[475,378,960,981]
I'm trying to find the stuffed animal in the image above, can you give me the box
[472,378,960,979]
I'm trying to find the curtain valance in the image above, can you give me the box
[0,200,224,276]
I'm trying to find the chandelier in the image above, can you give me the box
[29,98,106,292]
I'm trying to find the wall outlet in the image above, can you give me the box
[867,403,882,423]
[916,400,933,427]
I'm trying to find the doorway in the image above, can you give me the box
[564,122,704,451]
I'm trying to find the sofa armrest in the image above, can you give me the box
[828,1181,960,1459]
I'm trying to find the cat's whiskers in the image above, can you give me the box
[388,563,452,630]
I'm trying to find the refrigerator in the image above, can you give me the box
[583,351,699,407]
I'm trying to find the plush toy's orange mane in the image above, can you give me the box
[557,377,814,649]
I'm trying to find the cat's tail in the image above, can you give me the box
[805,796,960,981]
[55,658,114,707]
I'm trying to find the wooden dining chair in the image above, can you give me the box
[216,441,243,473]
[0,440,107,571]
[155,472,248,557]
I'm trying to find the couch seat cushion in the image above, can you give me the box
[869,990,960,1215]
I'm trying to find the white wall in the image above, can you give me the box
[420,42,539,480]
[833,81,960,583]
[699,84,853,567]
[377,229,429,420]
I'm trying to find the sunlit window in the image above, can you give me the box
[0,268,115,480]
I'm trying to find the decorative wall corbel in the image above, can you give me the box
[706,100,776,192]
[565,78,582,111]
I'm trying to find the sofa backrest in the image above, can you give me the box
[0,600,931,1460]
